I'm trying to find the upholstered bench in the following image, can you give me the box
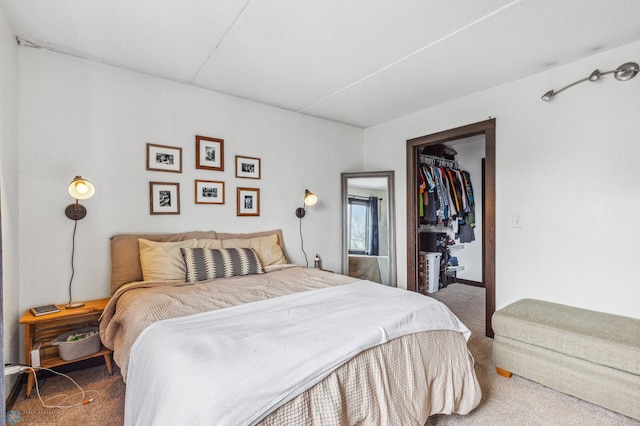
[492,298,640,421]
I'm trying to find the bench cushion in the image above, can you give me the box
[492,299,640,376]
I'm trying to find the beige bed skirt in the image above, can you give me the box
[262,329,480,424]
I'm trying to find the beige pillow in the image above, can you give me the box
[195,239,224,249]
[222,234,286,266]
[110,231,218,293]
[138,238,198,281]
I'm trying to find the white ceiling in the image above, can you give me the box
[2,0,640,128]
[348,177,387,191]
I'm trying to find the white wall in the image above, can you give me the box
[451,138,484,283]
[0,5,21,395]
[18,48,363,313]
[364,40,640,319]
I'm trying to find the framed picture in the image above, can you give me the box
[195,180,225,204]
[196,135,224,171]
[150,182,180,215]
[237,187,260,216]
[235,155,261,179]
[146,143,182,173]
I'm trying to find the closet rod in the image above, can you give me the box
[419,154,458,169]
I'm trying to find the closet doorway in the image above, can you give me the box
[406,118,495,337]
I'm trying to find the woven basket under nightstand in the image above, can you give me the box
[51,326,101,361]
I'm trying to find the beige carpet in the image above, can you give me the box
[6,361,125,425]
[7,284,639,425]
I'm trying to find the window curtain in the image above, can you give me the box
[368,196,379,256]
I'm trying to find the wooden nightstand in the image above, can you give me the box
[19,298,113,398]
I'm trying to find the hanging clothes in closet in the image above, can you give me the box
[417,155,476,243]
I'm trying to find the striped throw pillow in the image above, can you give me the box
[180,247,264,283]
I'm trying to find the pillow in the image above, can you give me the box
[181,247,264,283]
[221,234,286,266]
[110,230,218,293]
[196,239,224,249]
[138,238,198,281]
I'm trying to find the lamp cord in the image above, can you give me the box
[68,219,78,305]
[299,214,309,268]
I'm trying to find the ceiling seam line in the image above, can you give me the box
[188,0,256,84]
[297,0,524,114]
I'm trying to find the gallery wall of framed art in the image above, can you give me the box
[145,136,262,216]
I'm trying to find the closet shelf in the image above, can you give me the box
[448,244,465,251]
[419,225,450,233]
[447,266,465,272]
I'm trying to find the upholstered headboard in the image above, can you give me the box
[110,229,287,294]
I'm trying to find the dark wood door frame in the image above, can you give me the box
[406,118,496,337]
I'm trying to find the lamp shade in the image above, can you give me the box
[68,176,95,200]
[304,190,317,206]
[614,62,639,81]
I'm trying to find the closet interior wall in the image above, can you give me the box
[445,138,485,286]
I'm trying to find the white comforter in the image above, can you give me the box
[124,280,470,426]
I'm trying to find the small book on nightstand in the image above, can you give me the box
[30,304,61,316]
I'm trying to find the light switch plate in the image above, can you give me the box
[512,214,523,228]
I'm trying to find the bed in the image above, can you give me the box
[99,229,481,425]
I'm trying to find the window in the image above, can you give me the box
[348,198,370,254]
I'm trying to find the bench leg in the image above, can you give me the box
[496,367,512,378]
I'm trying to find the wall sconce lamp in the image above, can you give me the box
[295,189,318,268]
[64,176,96,309]
[541,61,639,101]
[65,176,96,220]
[295,189,318,218]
